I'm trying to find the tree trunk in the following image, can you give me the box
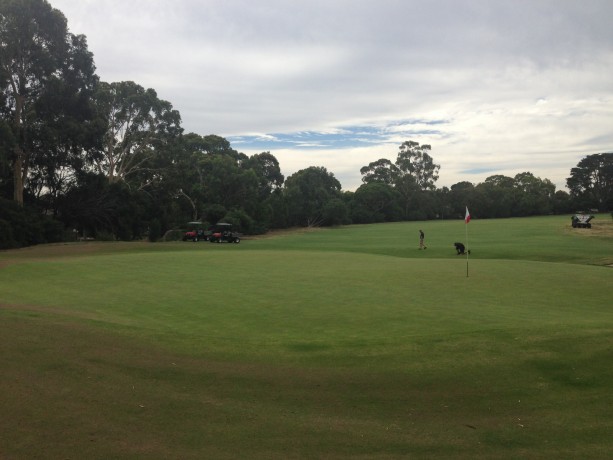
[12,92,26,206]
[13,149,24,205]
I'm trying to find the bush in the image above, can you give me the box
[162,229,184,241]
[42,217,65,243]
[148,219,162,242]
[0,198,66,249]
[322,198,350,226]
[95,231,116,241]
[0,218,16,249]
[222,209,254,234]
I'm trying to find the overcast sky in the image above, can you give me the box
[50,0,613,191]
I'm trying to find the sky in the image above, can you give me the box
[50,0,613,191]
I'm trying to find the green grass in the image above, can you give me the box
[0,215,612,459]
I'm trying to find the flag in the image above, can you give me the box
[465,207,471,224]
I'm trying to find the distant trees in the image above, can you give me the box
[567,153,613,211]
[351,182,400,223]
[1,0,608,248]
[513,172,555,216]
[360,141,440,219]
[360,141,440,190]
[396,141,440,191]
[284,166,343,227]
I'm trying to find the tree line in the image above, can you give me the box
[1,0,612,249]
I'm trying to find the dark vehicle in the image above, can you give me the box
[182,222,212,242]
[209,222,241,243]
[571,214,594,228]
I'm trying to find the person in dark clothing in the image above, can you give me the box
[454,242,470,255]
[419,230,426,249]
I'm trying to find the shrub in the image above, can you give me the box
[222,209,254,234]
[163,229,184,241]
[0,198,65,248]
[148,219,162,242]
[0,218,16,249]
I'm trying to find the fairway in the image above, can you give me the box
[1,216,612,459]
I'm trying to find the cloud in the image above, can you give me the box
[51,0,613,191]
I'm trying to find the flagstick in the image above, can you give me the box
[465,216,469,277]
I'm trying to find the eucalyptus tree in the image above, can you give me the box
[395,141,440,191]
[0,0,99,205]
[0,120,14,195]
[359,140,440,220]
[167,133,276,226]
[91,81,182,188]
[359,141,441,191]
[359,158,397,185]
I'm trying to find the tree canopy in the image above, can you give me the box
[567,153,613,211]
[1,0,98,205]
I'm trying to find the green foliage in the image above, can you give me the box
[284,166,342,227]
[322,197,350,226]
[0,218,15,248]
[162,229,184,241]
[352,182,401,223]
[0,0,98,205]
[57,172,148,240]
[396,140,440,190]
[91,80,183,186]
[204,203,227,225]
[567,153,613,211]
[0,197,64,248]
[147,219,161,242]
[360,140,440,191]
[222,208,254,233]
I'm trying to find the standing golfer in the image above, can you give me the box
[419,229,426,249]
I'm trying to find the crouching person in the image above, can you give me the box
[454,242,468,255]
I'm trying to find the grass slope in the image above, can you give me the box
[0,215,611,459]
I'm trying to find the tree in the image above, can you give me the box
[395,141,440,191]
[476,175,516,217]
[352,182,400,223]
[284,166,342,227]
[448,181,475,218]
[567,153,613,211]
[28,37,104,215]
[359,140,440,220]
[0,120,15,196]
[322,198,349,226]
[245,151,284,199]
[91,81,182,187]
[359,158,398,185]
[513,172,555,216]
[552,190,572,214]
[58,171,149,240]
[1,0,98,205]
[360,141,440,191]
[202,154,259,214]
[394,173,420,219]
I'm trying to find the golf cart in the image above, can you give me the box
[571,213,594,229]
[182,222,212,242]
[209,222,241,243]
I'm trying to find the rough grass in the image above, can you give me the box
[0,215,612,459]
